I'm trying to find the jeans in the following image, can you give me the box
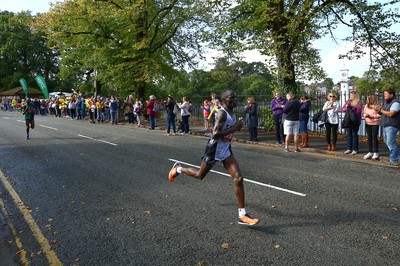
[110,111,118,122]
[149,114,155,129]
[105,109,110,121]
[248,127,257,141]
[182,115,190,133]
[136,114,141,126]
[366,124,379,153]
[299,120,308,134]
[325,122,338,145]
[167,114,176,133]
[274,114,284,143]
[383,126,399,163]
[346,125,360,151]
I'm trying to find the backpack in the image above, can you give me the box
[188,103,193,113]
[135,105,142,114]
[152,101,160,112]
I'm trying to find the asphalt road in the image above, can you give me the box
[0,112,399,265]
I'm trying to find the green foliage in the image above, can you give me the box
[204,0,400,91]
[35,0,209,98]
[259,106,275,132]
[0,11,59,91]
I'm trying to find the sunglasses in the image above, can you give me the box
[329,95,335,97]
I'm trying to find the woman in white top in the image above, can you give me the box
[177,96,191,134]
[323,92,340,151]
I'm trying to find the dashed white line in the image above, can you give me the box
[169,159,307,197]
[78,134,118,146]
[40,125,58,131]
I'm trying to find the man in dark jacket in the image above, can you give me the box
[282,91,301,152]
[374,88,400,165]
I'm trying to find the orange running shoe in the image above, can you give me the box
[237,213,260,225]
[168,162,181,182]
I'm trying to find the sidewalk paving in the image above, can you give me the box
[127,119,397,168]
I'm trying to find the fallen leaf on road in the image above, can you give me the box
[274,244,281,250]
[221,243,229,249]
[197,259,205,265]
[144,211,151,215]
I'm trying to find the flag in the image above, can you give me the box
[19,78,28,98]
[35,75,49,99]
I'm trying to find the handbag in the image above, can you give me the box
[341,108,359,128]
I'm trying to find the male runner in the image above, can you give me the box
[168,89,260,226]
[22,98,35,140]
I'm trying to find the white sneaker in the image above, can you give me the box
[363,152,373,159]
[351,150,358,155]
[372,153,379,159]
[344,150,351,154]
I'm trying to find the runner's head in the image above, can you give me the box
[221,90,237,108]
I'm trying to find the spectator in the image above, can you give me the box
[299,95,311,148]
[76,96,82,120]
[201,100,211,130]
[124,95,134,124]
[323,92,340,151]
[146,95,156,130]
[110,95,119,125]
[164,95,177,135]
[342,91,363,155]
[374,88,400,166]
[271,92,286,145]
[245,96,258,141]
[134,99,143,127]
[210,93,218,126]
[363,94,381,160]
[104,97,111,122]
[282,91,301,152]
[177,96,191,134]
[87,97,96,123]
[96,97,105,123]
[69,98,76,120]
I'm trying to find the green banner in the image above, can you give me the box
[35,75,49,99]
[18,78,28,98]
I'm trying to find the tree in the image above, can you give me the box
[207,0,400,93]
[0,11,59,91]
[34,0,209,98]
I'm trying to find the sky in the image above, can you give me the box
[0,0,390,84]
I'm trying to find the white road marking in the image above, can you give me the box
[17,120,25,123]
[78,134,94,140]
[78,134,118,146]
[40,125,58,130]
[97,139,118,146]
[169,159,307,197]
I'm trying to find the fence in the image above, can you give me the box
[184,91,399,137]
